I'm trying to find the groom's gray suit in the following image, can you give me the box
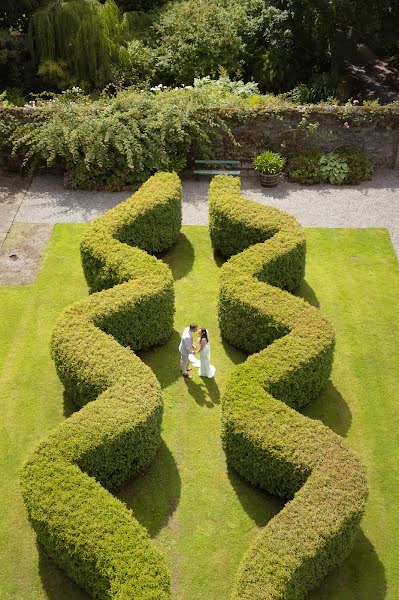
[179,327,193,375]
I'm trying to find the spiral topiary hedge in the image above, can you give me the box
[209,175,368,600]
[20,172,182,600]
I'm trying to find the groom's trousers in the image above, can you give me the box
[180,352,189,374]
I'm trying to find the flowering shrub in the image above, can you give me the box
[193,76,259,98]
[7,87,228,190]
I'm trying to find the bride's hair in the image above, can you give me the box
[200,328,209,343]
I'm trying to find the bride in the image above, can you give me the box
[189,328,216,378]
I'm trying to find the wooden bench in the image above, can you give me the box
[193,159,241,179]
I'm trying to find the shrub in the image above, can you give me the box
[287,149,323,184]
[288,147,372,185]
[193,75,259,99]
[9,86,227,189]
[335,147,372,183]
[209,175,368,599]
[29,0,129,89]
[288,72,338,104]
[21,172,182,600]
[209,174,306,268]
[154,0,245,85]
[111,39,155,87]
[37,59,72,91]
[81,171,181,293]
[0,87,26,106]
[253,150,286,175]
[319,152,349,184]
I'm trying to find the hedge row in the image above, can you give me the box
[209,175,368,599]
[21,172,182,600]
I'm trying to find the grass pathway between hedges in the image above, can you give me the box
[0,225,399,599]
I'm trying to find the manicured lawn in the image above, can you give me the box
[0,224,398,599]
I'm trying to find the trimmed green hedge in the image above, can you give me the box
[209,175,368,599]
[81,172,182,292]
[21,172,182,600]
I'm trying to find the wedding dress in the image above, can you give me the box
[198,342,216,378]
[188,332,216,378]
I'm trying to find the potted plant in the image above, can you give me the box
[253,150,286,187]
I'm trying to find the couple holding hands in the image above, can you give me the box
[179,323,216,380]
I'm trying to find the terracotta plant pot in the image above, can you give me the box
[259,172,281,187]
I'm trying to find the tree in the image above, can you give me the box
[154,0,246,85]
[28,0,129,89]
[112,0,166,12]
[0,0,45,29]
[240,0,399,92]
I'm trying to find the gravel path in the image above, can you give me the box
[0,175,28,247]
[11,170,399,258]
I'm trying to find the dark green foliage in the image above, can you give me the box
[154,0,245,85]
[0,29,40,94]
[240,0,399,93]
[287,148,372,185]
[21,172,182,600]
[0,0,44,28]
[2,0,399,95]
[115,0,166,11]
[288,73,338,104]
[335,147,373,183]
[209,175,368,599]
[29,0,129,89]
[287,150,324,184]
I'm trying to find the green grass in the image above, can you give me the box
[0,225,398,599]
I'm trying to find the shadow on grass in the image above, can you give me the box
[297,279,320,308]
[115,439,181,538]
[38,543,89,600]
[221,338,248,366]
[307,529,387,600]
[295,279,352,438]
[160,233,195,281]
[183,375,220,408]
[212,248,225,269]
[139,329,183,391]
[302,381,352,438]
[227,467,284,528]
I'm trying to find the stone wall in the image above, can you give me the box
[211,108,399,169]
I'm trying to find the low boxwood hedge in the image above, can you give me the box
[209,175,368,599]
[21,172,182,600]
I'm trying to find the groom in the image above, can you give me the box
[179,323,198,379]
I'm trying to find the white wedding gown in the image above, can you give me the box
[189,342,216,378]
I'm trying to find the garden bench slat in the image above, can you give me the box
[195,159,241,166]
[193,159,241,179]
[193,169,241,176]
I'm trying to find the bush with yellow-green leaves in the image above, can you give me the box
[209,175,368,600]
[21,172,182,600]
